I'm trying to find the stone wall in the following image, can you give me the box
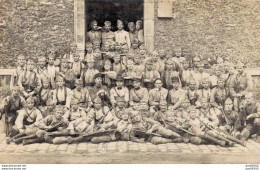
[0,0,74,68]
[154,0,260,67]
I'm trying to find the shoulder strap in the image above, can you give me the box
[133,89,141,100]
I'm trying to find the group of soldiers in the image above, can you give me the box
[0,19,260,147]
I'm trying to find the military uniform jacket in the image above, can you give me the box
[89,106,114,124]
[36,115,67,129]
[115,30,131,49]
[112,63,125,75]
[52,87,72,108]
[230,72,252,97]
[129,87,149,106]
[13,66,26,85]
[71,88,92,108]
[129,32,138,45]
[110,86,129,106]
[63,108,87,122]
[71,61,84,78]
[148,88,168,106]
[219,110,241,131]
[15,108,43,132]
[161,70,181,87]
[18,70,42,93]
[198,108,220,128]
[39,88,53,105]
[186,88,199,105]
[37,67,50,83]
[142,70,160,83]
[180,69,195,87]
[241,102,260,126]
[102,31,115,44]
[84,69,99,85]
[86,30,102,44]
[198,88,211,102]
[168,88,187,109]
[194,71,210,88]
[210,87,227,107]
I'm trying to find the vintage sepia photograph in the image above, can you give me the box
[0,0,260,165]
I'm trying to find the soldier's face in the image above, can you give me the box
[175,49,182,57]
[39,61,46,67]
[229,66,235,74]
[27,101,35,109]
[152,55,158,62]
[166,63,173,70]
[55,111,63,120]
[202,82,209,89]
[172,82,179,89]
[115,45,121,51]
[224,102,233,111]
[123,48,129,54]
[183,62,189,69]
[127,62,133,69]
[27,62,34,71]
[160,104,167,112]
[114,56,120,63]
[71,44,77,52]
[18,58,26,66]
[217,81,224,88]
[95,77,102,85]
[236,66,243,74]
[159,50,165,58]
[136,24,141,30]
[43,82,50,88]
[12,89,19,97]
[129,26,135,32]
[245,95,253,104]
[166,113,175,121]
[146,63,153,70]
[117,101,125,108]
[132,43,138,49]
[88,62,94,68]
[104,45,110,51]
[104,63,111,70]
[155,80,162,88]
[57,80,65,87]
[94,44,100,50]
[182,102,190,109]
[117,23,124,30]
[134,57,140,63]
[110,44,115,51]
[73,56,79,62]
[75,83,83,90]
[86,46,93,52]
[193,59,200,67]
[140,103,148,110]
[131,113,141,122]
[104,25,111,31]
[121,113,129,121]
[62,62,69,68]
[215,69,222,76]
[48,58,55,65]
[189,83,196,90]
[94,102,102,109]
[133,81,141,88]
[139,49,146,55]
[47,105,54,110]
[116,80,124,87]
[201,101,209,109]
[92,23,98,30]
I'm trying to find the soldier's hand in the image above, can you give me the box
[246,114,254,120]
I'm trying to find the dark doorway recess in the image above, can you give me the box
[85,0,144,31]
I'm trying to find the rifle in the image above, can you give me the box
[134,129,163,138]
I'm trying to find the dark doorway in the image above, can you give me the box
[85,0,144,32]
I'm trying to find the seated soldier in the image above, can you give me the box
[12,54,26,86]
[129,38,140,54]
[197,77,211,106]
[186,79,199,106]
[149,79,168,112]
[151,51,165,75]
[111,96,128,119]
[38,77,53,106]
[7,105,68,145]
[128,22,137,46]
[158,49,167,63]
[85,42,94,62]
[39,99,55,118]
[129,77,149,110]
[139,99,154,119]
[193,61,210,89]
[129,111,181,144]
[209,64,227,88]
[102,21,115,45]
[138,44,148,65]
[18,58,42,99]
[133,54,145,74]
[218,98,241,138]
[142,59,160,90]
[47,54,60,89]
[14,97,43,136]
[88,73,110,106]
[161,58,180,89]
[101,42,113,61]
[52,76,72,109]
[153,100,168,124]
[122,59,140,89]
[93,49,104,71]
[84,57,99,87]
[110,75,129,107]
[71,79,92,112]
[168,77,187,110]
[210,78,228,111]
[179,59,195,89]
[240,92,260,142]
[0,85,26,136]
[37,57,52,89]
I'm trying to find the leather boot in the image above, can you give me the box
[23,138,44,145]
[91,135,112,144]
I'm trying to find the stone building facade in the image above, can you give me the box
[0,0,259,68]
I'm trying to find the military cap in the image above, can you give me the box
[139,44,145,50]
[42,77,50,83]
[117,20,123,25]
[128,22,135,28]
[104,21,111,26]
[225,98,233,105]
[90,20,98,27]
[38,57,47,62]
[26,96,36,103]
[160,100,167,106]
[94,97,102,103]
[171,77,179,83]
[116,75,124,81]
[133,76,142,82]
[46,99,55,106]
[166,58,174,64]
[201,77,209,83]
[86,57,95,63]
[48,54,56,59]
[86,42,93,47]
[93,73,103,79]
[214,64,222,71]
[127,59,135,64]
[93,40,101,45]
[17,54,26,60]
[104,59,112,66]
[115,96,125,102]
[27,58,36,63]
[152,51,158,56]
[136,20,143,26]
[146,59,153,65]
[133,38,139,44]
[200,97,208,103]
[75,79,83,85]
[56,76,64,82]
[70,98,79,105]
[189,78,197,85]
[61,57,69,63]
[11,85,20,91]
[73,53,80,58]
[55,105,64,112]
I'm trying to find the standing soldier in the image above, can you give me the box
[71,53,85,79]
[112,53,125,75]
[161,58,180,89]
[52,76,72,109]
[47,54,60,89]
[129,77,149,110]
[18,58,41,99]
[84,57,99,87]
[225,63,236,98]
[128,22,137,45]
[151,51,165,75]
[102,21,115,45]
[0,86,26,136]
[58,58,75,89]
[12,54,26,86]
[142,59,160,90]
[180,59,194,89]
[37,57,51,88]
[168,77,187,110]
[186,79,199,106]
[197,77,211,106]
[230,61,252,112]
[122,59,139,89]
[101,59,117,88]
[70,79,92,112]
[85,42,94,62]
[115,20,131,50]
[86,20,102,45]
[135,20,144,44]
[110,75,129,107]
[38,78,53,106]
[209,64,227,88]
[240,92,260,142]
[148,79,168,112]
[193,62,210,89]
